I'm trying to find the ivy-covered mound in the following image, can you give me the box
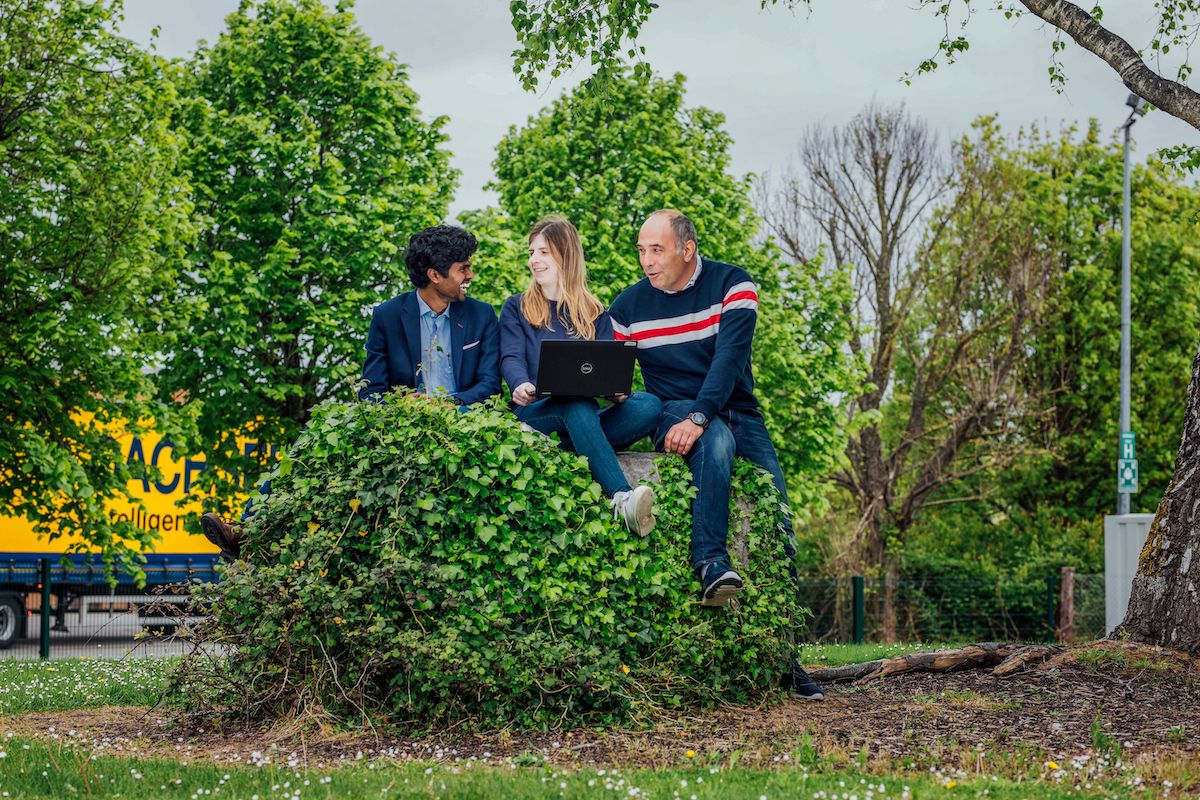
[181,391,805,728]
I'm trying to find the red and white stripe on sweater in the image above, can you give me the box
[611,281,758,349]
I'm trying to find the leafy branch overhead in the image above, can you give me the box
[509,1,1200,147]
[509,0,658,90]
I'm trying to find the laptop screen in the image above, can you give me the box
[535,340,638,398]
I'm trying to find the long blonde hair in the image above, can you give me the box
[520,215,605,340]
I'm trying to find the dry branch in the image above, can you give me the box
[808,642,1066,683]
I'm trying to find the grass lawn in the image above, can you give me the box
[0,658,175,713]
[0,737,1142,799]
[0,650,1186,799]
[0,645,950,714]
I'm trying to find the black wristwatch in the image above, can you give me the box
[687,411,709,429]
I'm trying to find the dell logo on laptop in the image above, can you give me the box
[580,362,594,375]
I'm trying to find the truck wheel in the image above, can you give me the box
[0,595,22,650]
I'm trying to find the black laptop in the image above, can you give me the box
[535,340,639,398]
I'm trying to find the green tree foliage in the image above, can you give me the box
[764,107,1062,639]
[0,0,196,570]
[179,392,803,727]
[473,71,861,514]
[509,0,656,90]
[163,0,457,512]
[917,121,1200,530]
[896,121,1200,589]
[1011,122,1200,517]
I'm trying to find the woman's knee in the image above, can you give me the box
[562,398,601,427]
[626,391,663,419]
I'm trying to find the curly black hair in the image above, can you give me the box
[405,225,478,288]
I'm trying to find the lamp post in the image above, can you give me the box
[1117,93,1147,515]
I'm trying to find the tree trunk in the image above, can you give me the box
[1115,343,1200,654]
[859,505,897,642]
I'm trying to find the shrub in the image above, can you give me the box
[177,391,806,728]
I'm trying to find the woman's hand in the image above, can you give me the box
[512,382,537,406]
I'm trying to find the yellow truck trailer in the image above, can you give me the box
[0,427,267,648]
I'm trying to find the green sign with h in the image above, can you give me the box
[1118,432,1138,493]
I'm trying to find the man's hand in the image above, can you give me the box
[611,393,628,403]
[663,419,705,456]
[512,382,537,406]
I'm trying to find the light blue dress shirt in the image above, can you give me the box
[415,292,456,397]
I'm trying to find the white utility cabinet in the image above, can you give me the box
[1104,513,1155,635]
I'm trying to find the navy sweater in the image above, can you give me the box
[499,295,615,393]
[608,258,759,419]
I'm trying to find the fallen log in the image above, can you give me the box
[807,642,1066,683]
[992,644,1065,676]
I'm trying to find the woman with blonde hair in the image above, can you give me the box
[500,216,661,534]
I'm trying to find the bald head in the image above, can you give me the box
[646,210,698,254]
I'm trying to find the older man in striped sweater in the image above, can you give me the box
[609,209,824,701]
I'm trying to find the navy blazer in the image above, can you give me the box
[359,290,501,405]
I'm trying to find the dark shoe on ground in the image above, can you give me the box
[699,561,743,607]
[200,512,242,561]
[783,663,826,701]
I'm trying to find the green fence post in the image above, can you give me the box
[1045,573,1057,644]
[39,558,51,660]
[852,575,865,644]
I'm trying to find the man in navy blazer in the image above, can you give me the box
[200,226,500,561]
[360,225,500,405]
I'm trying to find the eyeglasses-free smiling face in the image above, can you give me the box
[527,233,561,297]
[428,259,474,304]
[637,214,695,292]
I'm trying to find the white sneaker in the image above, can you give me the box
[518,422,551,440]
[612,485,655,536]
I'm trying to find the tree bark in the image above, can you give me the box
[1019,1,1200,132]
[1115,343,1200,654]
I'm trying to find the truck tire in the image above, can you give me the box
[0,595,22,650]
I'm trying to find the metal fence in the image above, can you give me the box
[0,556,218,660]
[1,560,1108,659]
[797,571,1107,644]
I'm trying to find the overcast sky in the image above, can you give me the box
[119,0,1200,218]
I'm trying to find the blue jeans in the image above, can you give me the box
[514,392,662,497]
[655,400,796,572]
[241,479,270,522]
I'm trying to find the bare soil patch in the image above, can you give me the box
[6,644,1199,772]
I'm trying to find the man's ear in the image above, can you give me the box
[683,239,698,262]
[426,267,441,285]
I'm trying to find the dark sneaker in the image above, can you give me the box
[200,512,242,561]
[783,663,826,701]
[699,561,743,607]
